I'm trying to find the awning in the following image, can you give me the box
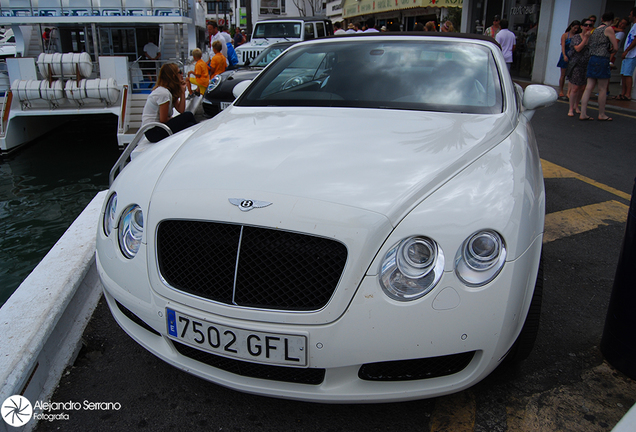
[343,0,462,19]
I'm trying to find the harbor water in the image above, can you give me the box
[0,115,121,307]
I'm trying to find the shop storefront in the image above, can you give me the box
[342,0,463,31]
[466,0,541,80]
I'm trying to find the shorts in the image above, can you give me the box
[189,76,207,94]
[587,55,611,80]
[620,58,636,77]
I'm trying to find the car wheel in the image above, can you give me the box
[505,254,543,363]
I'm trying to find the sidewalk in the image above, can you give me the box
[515,80,636,115]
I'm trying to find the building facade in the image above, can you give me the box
[341,0,462,32]
[206,0,327,34]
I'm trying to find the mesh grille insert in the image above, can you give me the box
[172,340,325,385]
[157,220,347,310]
[358,351,475,381]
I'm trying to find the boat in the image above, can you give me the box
[0,0,207,153]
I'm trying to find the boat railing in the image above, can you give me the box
[109,121,171,185]
[0,0,189,18]
[130,58,186,93]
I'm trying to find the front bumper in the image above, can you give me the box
[201,98,223,117]
[96,232,541,403]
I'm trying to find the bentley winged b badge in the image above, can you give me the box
[229,198,272,212]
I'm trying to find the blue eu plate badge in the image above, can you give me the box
[167,308,177,337]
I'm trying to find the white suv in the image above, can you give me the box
[236,17,332,65]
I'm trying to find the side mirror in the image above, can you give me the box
[523,84,558,111]
[232,80,252,99]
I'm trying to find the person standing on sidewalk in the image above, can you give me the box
[495,20,516,72]
[618,8,636,101]
[557,21,581,99]
[567,18,593,117]
[579,12,619,121]
[484,15,501,38]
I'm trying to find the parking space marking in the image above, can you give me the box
[541,159,631,201]
[429,391,476,432]
[541,160,630,243]
[555,100,636,120]
[543,201,628,243]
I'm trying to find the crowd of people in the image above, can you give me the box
[140,19,249,143]
[333,16,456,34]
[557,8,636,121]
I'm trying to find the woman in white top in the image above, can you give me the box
[141,63,196,143]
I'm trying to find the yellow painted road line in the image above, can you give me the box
[543,200,629,243]
[555,99,636,119]
[541,159,631,201]
[429,391,476,432]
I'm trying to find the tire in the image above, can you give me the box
[506,255,543,363]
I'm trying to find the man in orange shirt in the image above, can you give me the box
[186,48,210,96]
[208,40,227,79]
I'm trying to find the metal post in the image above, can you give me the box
[92,23,99,60]
[601,177,636,380]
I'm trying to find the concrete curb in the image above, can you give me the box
[613,402,636,431]
[0,191,106,432]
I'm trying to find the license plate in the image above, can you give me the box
[166,308,307,366]
[220,101,232,110]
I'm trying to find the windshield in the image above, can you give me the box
[251,43,294,67]
[253,22,301,39]
[237,39,504,114]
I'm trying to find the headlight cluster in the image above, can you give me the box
[103,193,118,236]
[380,236,445,301]
[380,230,506,301]
[455,230,507,287]
[207,75,222,93]
[102,193,144,259]
[281,75,308,90]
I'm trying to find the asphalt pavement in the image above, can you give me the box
[33,88,636,432]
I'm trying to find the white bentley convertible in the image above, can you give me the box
[97,34,557,403]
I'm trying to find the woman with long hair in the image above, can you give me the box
[557,20,581,99]
[579,12,619,121]
[141,63,197,143]
[567,19,592,117]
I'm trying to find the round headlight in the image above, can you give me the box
[397,237,437,278]
[455,230,506,287]
[118,205,144,259]
[103,192,117,236]
[207,75,222,93]
[281,76,306,90]
[380,236,445,301]
[464,231,501,271]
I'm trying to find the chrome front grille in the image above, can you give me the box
[156,220,348,311]
[238,48,263,64]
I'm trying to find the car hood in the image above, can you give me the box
[152,106,513,225]
[223,68,261,84]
